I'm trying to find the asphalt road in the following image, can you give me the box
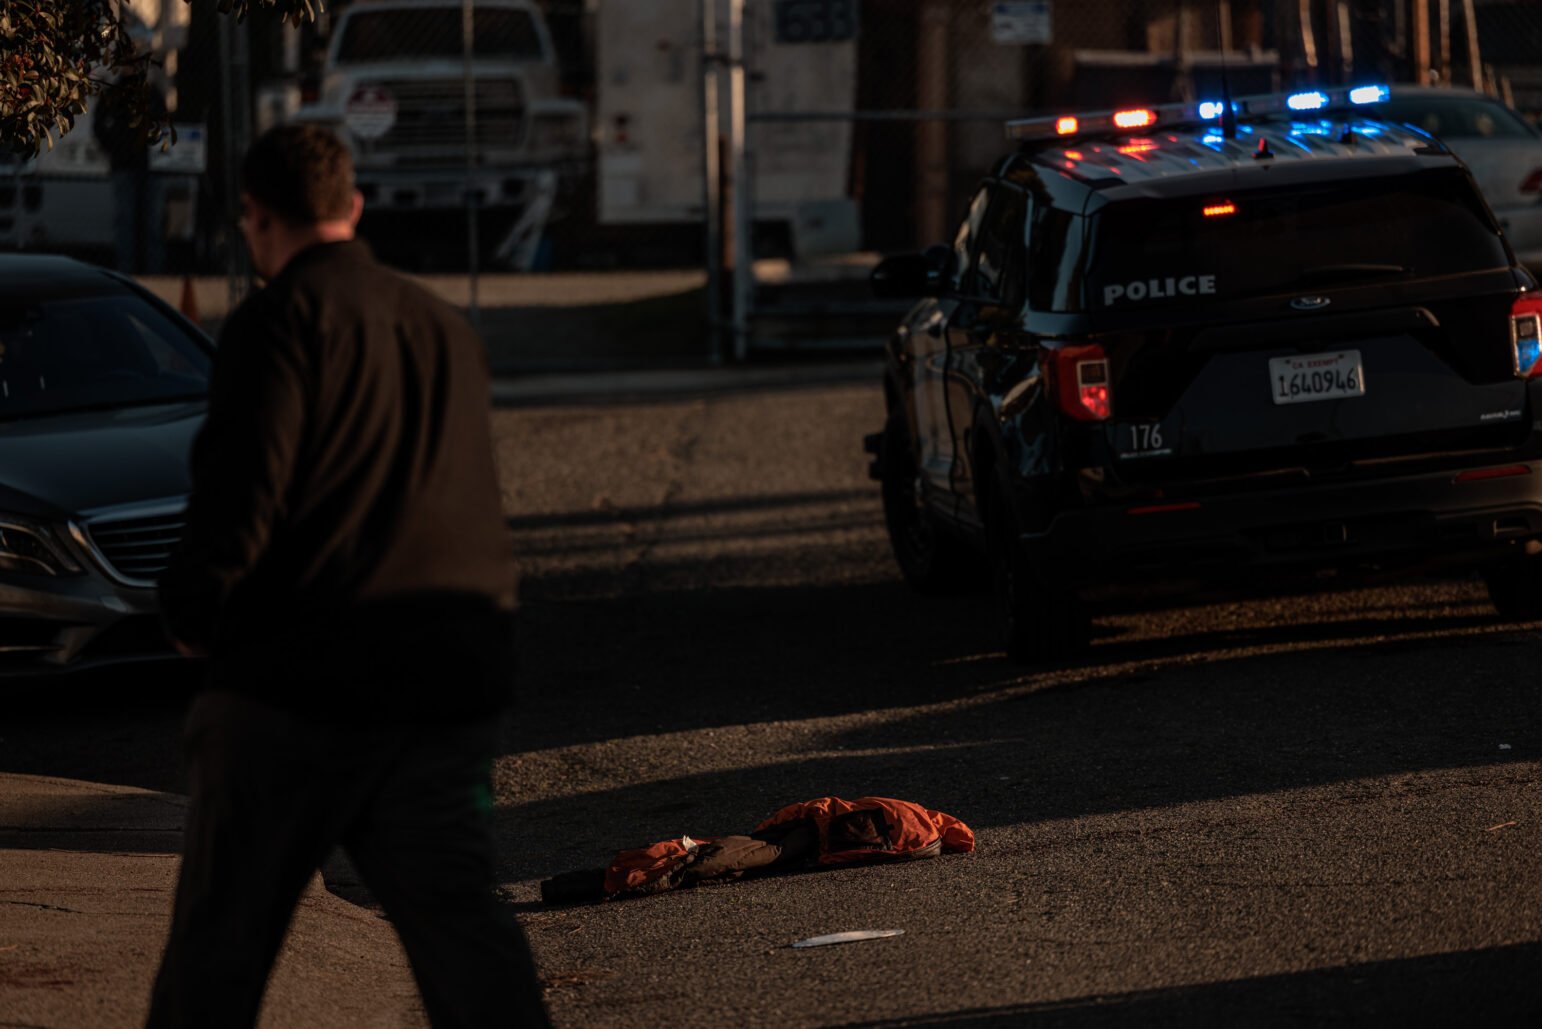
[5,370,1540,1025]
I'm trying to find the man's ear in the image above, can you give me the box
[349,189,364,229]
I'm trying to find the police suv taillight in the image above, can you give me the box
[1512,296,1542,377]
[1053,344,1112,421]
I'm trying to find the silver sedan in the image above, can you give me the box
[1373,87,1542,266]
[0,254,207,675]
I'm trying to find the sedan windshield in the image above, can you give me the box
[0,294,210,421]
[1377,96,1538,140]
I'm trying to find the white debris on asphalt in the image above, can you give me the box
[792,930,906,949]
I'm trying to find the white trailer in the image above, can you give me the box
[597,0,859,255]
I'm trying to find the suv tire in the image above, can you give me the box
[1484,559,1542,621]
[879,409,971,593]
[981,470,1089,663]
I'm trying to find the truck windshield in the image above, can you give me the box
[1084,168,1509,311]
[336,9,545,63]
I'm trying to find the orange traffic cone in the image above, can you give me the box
[179,275,200,323]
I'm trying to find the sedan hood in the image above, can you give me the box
[0,402,203,517]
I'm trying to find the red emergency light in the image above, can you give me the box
[1112,108,1157,129]
[1203,202,1237,218]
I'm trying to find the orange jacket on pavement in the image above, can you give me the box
[754,796,975,864]
[596,796,974,899]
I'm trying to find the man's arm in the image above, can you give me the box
[158,298,308,652]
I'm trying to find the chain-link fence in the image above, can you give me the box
[5,2,1542,364]
[1,0,595,356]
[700,0,1542,355]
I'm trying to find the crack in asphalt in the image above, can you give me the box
[0,900,83,914]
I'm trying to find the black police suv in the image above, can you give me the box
[866,87,1542,662]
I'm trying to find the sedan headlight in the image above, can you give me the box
[0,516,82,576]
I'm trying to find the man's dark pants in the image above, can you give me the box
[147,691,549,1028]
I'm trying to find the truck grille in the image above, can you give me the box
[85,509,186,586]
[362,78,527,153]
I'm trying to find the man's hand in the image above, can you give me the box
[171,637,208,659]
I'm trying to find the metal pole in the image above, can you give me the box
[916,2,949,248]
[1175,1,1192,101]
[218,15,251,306]
[462,0,482,330]
[702,0,723,363]
[1298,0,1320,75]
[1335,0,1354,83]
[728,0,750,363]
[1412,0,1431,85]
[1437,0,1451,84]
[1460,0,1482,89]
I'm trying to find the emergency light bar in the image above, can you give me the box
[1007,84,1393,142]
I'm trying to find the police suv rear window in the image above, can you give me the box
[1085,168,1508,312]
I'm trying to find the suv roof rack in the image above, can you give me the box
[1006,84,1393,143]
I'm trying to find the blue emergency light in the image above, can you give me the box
[1349,85,1391,105]
[1287,91,1331,111]
[1006,85,1395,143]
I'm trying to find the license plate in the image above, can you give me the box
[1269,350,1366,405]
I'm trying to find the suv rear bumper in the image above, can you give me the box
[1025,463,1542,582]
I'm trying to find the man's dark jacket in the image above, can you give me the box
[159,240,518,721]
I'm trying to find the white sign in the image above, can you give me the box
[149,123,207,174]
[991,2,1052,46]
[344,86,398,140]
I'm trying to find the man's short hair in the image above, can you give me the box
[242,125,355,225]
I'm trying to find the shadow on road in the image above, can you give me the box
[1,661,197,795]
[837,940,1542,1026]
[496,553,1538,879]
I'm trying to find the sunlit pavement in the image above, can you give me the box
[3,374,1538,1025]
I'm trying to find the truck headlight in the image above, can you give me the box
[0,516,82,576]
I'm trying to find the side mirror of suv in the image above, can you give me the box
[872,245,952,298]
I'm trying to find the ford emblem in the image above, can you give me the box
[1290,295,1332,311]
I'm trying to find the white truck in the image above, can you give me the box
[298,0,587,268]
[596,0,860,257]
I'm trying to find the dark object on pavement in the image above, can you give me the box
[541,868,607,906]
[541,795,975,905]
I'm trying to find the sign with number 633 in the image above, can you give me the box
[774,0,859,44]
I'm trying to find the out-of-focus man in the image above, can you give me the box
[148,124,547,1028]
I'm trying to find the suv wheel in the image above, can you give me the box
[879,409,969,593]
[982,472,1089,663]
[1484,558,1542,621]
